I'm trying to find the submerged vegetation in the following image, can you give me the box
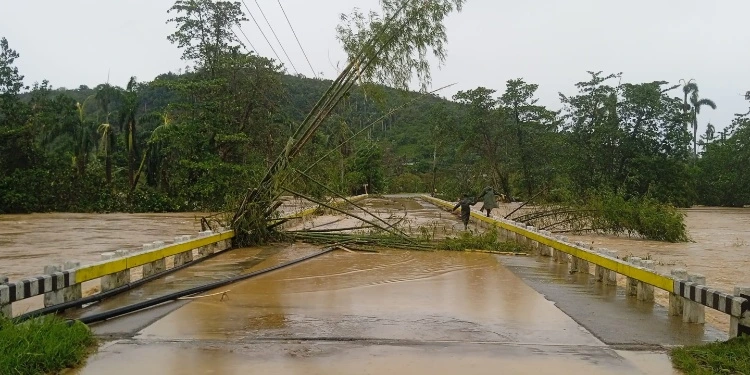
[0,316,96,375]
[670,336,750,375]
[437,230,526,253]
[514,192,688,242]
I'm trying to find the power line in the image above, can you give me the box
[233,26,258,52]
[277,0,318,78]
[253,0,299,75]
[240,0,286,69]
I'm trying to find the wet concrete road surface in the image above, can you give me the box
[73,249,679,374]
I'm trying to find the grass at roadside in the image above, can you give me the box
[670,336,750,375]
[0,315,96,375]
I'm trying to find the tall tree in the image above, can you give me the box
[499,79,558,197]
[689,86,717,156]
[167,0,248,77]
[119,77,140,189]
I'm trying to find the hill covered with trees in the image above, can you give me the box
[2,1,750,216]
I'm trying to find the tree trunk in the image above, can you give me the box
[431,143,437,196]
[105,151,112,184]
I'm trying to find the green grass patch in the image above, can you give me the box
[670,336,750,375]
[437,230,526,253]
[0,315,96,375]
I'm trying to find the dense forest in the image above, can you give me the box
[1,1,749,216]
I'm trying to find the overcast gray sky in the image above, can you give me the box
[2,0,749,134]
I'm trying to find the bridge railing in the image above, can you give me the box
[0,194,368,319]
[421,195,750,338]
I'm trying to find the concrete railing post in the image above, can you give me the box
[626,257,642,296]
[594,249,608,282]
[669,269,688,316]
[571,242,589,274]
[729,286,750,338]
[525,226,537,254]
[43,261,82,307]
[174,236,195,267]
[555,236,569,264]
[0,275,10,317]
[539,231,553,257]
[683,274,706,324]
[605,250,618,286]
[100,250,131,292]
[637,260,656,302]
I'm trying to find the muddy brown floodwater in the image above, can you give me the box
[75,248,677,375]
[488,203,750,332]
[0,212,203,281]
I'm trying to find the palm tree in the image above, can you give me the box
[119,77,140,189]
[97,122,115,184]
[74,101,96,177]
[689,88,717,156]
[704,123,715,142]
[680,79,697,116]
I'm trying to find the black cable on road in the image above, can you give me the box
[13,243,238,324]
[73,245,340,326]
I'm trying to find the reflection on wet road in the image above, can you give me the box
[75,248,677,374]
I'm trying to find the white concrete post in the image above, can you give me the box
[539,231,553,257]
[605,250,618,286]
[556,236,569,264]
[0,275,10,317]
[626,257,642,296]
[637,260,656,302]
[43,261,82,307]
[594,249,607,282]
[174,237,195,268]
[669,269,688,316]
[729,286,750,338]
[577,243,591,274]
[526,226,538,254]
[683,274,706,324]
[570,242,588,274]
[100,250,131,292]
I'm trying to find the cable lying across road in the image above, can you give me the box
[13,244,239,324]
[72,245,341,326]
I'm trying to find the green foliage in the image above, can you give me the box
[336,0,465,91]
[696,114,750,207]
[670,336,750,375]
[388,172,424,193]
[437,230,525,253]
[584,191,689,242]
[0,316,96,375]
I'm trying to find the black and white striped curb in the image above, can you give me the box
[0,270,77,304]
[675,280,750,317]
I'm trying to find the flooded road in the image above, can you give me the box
[486,203,750,331]
[74,248,677,375]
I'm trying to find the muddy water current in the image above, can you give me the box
[0,212,203,281]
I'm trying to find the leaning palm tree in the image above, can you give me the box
[689,88,717,156]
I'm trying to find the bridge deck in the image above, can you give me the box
[69,196,697,374]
